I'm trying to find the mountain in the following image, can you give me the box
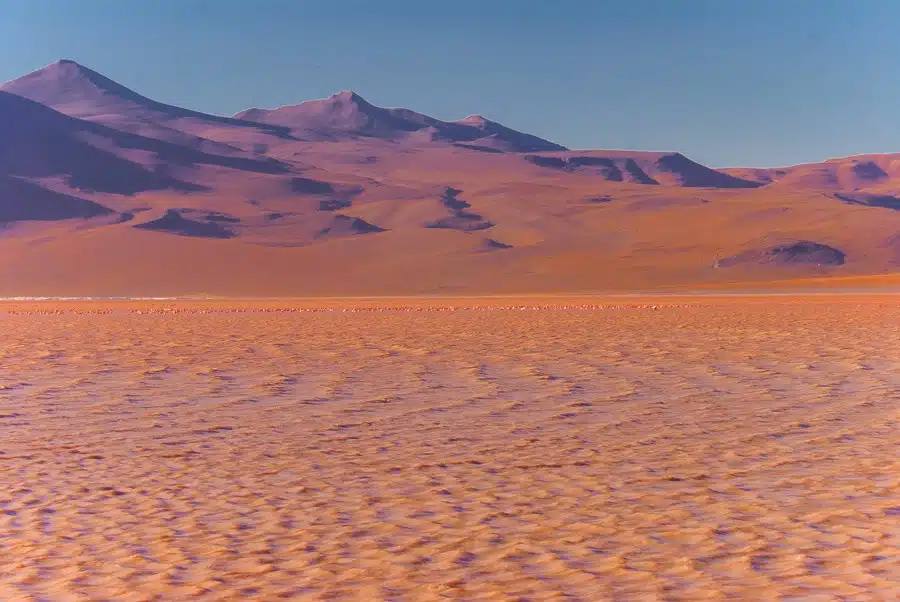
[523,150,762,188]
[0,90,288,193]
[1,59,899,295]
[721,154,900,193]
[235,91,566,152]
[236,91,430,136]
[0,59,292,152]
[450,115,567,152]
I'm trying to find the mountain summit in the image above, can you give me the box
[1,59,142,116]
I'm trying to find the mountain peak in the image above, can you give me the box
[37,58,107,79]
[331,90,365,102]
[3,59,140,103]
[459,115,490,125]
[320,90,375,112]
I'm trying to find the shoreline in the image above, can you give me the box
[0,291,896,316]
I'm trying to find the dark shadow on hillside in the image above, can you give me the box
[318,199,352,211]
[566,157,624,181]
[202,212,241,223]
[482,238,513,250]
[524,154,660,185]
[291,178,335,195]
[851,161,888,182]
[453,143,505,154]
[425,188,494,231]
[0,175,114,223]
[0,91,287,198]
[835,193,900,210]
[623,159,659,184]
[655,154,761,189]
[524,155,567,169]
[133,209,236,238]
[315,214,385,239]
[718,241,845,268]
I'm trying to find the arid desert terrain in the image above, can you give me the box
[2,61,900,600]
[1,295,898,601]
[2,60,900,296]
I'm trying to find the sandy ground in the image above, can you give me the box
[1,295,899,601]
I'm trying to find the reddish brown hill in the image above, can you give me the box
[721,153,900,193]
[0,61,898,295]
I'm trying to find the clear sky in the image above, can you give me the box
[0,0,897,167]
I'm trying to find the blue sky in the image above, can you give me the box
[0,0,897,167]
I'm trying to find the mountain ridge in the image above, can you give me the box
[234,90,568,152]
[2,59,291,134]
[1,60,295,155]
[0,59,899,295]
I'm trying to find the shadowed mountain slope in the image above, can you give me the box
[0,90,199,194]
[0,175,113,224]
[0,90,289,196]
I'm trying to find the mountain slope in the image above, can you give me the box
[448,115,567,152]
[0,90,199,194]
[0,91,288,194]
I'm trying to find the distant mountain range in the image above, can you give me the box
[235,91,568,152]
[0,59,898,296]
